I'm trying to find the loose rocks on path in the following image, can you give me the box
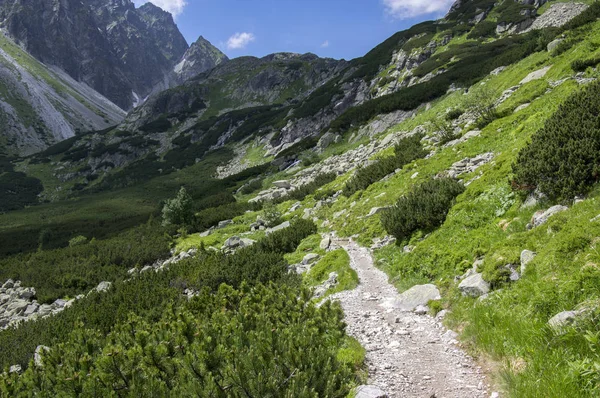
[326,239,488,398]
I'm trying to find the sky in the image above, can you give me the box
[133,0,455,60]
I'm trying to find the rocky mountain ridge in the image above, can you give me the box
[0,0,225,110]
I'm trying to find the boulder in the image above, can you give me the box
[520,66,551,85]
[52,299,67,308]
[547,38,564,52]
[273,180,292,189]
[530,205,568,228]
[459,273,490,298]
[354,385,388,398]
[266,221,291,234]
[520,250,536,274]
[18,287,36,300]
[9,365,22,374]
[223,236,242,249]
[96,281,112,293]
[548,310,580,332]
[217,220,233,229]
[320,236,331,250]
[24,303,39,316]
[302,253,320,265]
[393,284,441,311]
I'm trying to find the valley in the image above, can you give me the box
[1,0,600,396]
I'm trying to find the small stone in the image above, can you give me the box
[354,385,388,398]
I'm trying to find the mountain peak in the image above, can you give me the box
[173,36,228,81]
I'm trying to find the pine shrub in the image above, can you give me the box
[512,81,600,201]
[381,178,465,242]
[343,134,427,197]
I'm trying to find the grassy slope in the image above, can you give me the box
[288,19,600,397]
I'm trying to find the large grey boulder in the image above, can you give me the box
[459,273,490,298]
[548,310,580,332]
[520,250,536,274]
[393,284,441,311]
[217,220,233,229]
[354,385,388,398]
[529,205,568,228]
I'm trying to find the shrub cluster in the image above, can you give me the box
[512,81,600,201]
[571,56,600,72]
[343,134,427,197]
[0,284,354,397]
[381,178,465,242]
[0,219,317,369]
[0,221,171,303]
[0,172,43,212]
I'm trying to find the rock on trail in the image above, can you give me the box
[327,239,488,397]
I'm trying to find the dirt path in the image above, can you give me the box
[327,239,489,398]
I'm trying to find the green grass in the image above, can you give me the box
[304,249,358,297]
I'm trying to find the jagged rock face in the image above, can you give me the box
[0,31,125,156]
[0,0,190,110]
[174,36,228,83]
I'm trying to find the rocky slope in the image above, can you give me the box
[0,31,125,156]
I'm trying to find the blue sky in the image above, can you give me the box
[135,0,455,60]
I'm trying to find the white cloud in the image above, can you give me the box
[383,0,454,19]
[133,0,187,17]
[227,32,256,50]
[321,40,330,48]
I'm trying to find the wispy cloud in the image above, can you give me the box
[321,40,330,48]
[134,0,187,17]
[227,32,256,50]
[382,0,454,19]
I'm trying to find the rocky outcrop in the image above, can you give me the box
[524,3,589,32]
[443,153,494,179]
[173,36,228,83]
[0,32,125,156]
[0,0,194,110]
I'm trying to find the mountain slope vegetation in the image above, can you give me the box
[2,0,600,396]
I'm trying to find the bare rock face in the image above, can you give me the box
[0,0,192,109]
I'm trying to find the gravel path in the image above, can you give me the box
[327,239,490,398]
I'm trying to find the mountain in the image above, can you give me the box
[0,0,224,110]
[0,31,125,156]
[173,36,229,84]
[19,0,590,193]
